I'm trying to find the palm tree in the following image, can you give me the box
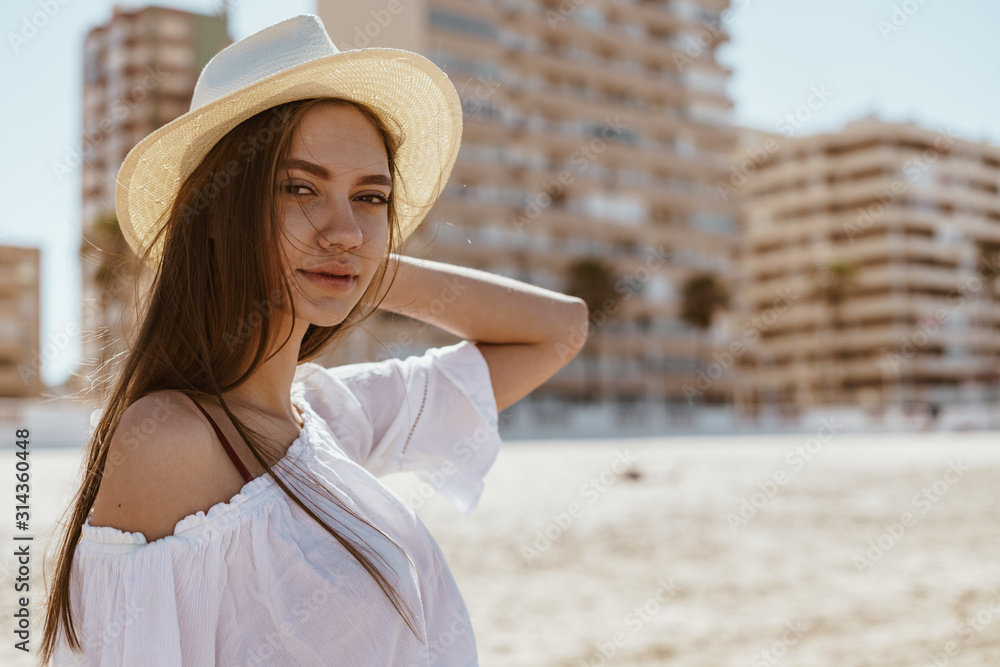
[82,213,131,295]
[80,213,134,376]
[975,240,1000,396]
[813,259,858,403]
[680,273,729,398]
[564,257,620,401]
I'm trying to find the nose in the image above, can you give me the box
[316,199,364,251]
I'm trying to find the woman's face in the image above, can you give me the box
[276,102,392,328]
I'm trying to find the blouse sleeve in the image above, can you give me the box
[303,339,503,515]
[54,532,208,666]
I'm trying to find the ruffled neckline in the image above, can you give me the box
[81,385,319,546]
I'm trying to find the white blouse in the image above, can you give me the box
[53,340,502,667]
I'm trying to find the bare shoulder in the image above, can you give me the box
[89,391,218,542]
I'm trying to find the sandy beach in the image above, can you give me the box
[3,432,1000,666]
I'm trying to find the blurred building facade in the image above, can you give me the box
[75,5,230,395]
[738,117,1000,414]
[0,246,42,397]
[318,0,741,411]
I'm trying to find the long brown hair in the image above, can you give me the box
[40,97,435,661]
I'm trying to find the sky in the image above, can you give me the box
[1,0,998,388]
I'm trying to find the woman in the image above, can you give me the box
[41,15,587,666]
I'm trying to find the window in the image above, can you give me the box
[575,6,606,29]
[690,212,736,235]
[429,9,498,40]
[571,193,648,225]
[429,52,501,80]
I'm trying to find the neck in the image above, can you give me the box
[216,316,311,427]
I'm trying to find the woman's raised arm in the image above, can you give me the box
[376,253,590,412]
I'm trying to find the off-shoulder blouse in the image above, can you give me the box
[52,340,501,666]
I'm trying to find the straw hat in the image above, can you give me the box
[114,14,463,265]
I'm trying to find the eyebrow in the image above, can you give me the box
[282,158,392,187]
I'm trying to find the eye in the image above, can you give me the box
[355,192,390,207]
[280,181,315,196]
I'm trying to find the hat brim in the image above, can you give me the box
[115,47,463,265]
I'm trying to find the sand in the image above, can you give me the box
[3,432,999,666]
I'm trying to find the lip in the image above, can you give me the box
[297,269,357,292]
[304,261,358,278]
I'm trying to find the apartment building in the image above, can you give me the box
[318,0,741,407]
[0,246,42,397]
[738,116,1000,413]
[76,6,229,394]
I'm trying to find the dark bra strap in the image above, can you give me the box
[190,399,253,484]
